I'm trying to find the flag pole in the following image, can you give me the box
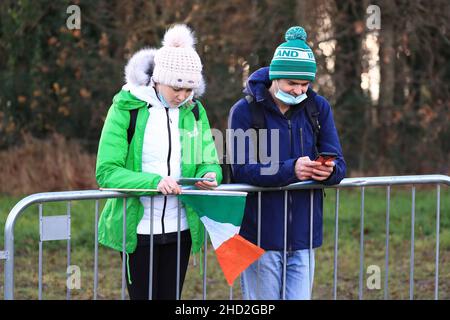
[99,188,247,197]
[99,188,159,193]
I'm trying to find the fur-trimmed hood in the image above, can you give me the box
[124,48,205,97]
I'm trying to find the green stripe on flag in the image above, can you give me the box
[179,194,247,227]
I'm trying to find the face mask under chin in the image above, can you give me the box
[274,80,308,105]
[157,90,194,109]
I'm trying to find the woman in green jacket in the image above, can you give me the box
[96,24,222,300]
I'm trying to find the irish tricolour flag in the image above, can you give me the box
[180,191,265,286]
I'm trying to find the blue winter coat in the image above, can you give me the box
[228,67,346,250]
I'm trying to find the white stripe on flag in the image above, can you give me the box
[200,216,240,250]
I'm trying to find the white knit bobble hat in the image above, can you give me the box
[152,24,203,90]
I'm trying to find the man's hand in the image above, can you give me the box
[157,176,182,195]
[295,156,320,181]
[195,172,218,190]
[311,160,335,181]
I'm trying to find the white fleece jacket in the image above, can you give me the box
[123,81,188,235]
[122,47,205,235]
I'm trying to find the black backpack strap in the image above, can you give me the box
[245,95,265,130]
[191,102,200,121]
[304,97,320,157]
[127,109,139,144]
[245,95,266,162]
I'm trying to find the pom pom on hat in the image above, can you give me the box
[162,24,196,48]
[285,26,307,41]
[153,24,204,91]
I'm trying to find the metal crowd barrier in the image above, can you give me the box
[1,174,449,300]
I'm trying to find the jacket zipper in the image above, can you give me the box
[287,118,293,252]
[300,127,304,156]
[161,108,172,236]
[287,119,292,155]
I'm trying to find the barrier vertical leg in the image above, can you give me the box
[333,189,340,300]
[359,187,365,300]
[384,186,391,300]
[94,200,99,300]
[435,185,441,300]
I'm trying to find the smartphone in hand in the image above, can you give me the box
[314,152,337,165]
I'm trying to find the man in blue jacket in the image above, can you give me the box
[228,26,346,300]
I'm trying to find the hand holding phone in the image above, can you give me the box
[314,152,337,165]
[194,172,218,190]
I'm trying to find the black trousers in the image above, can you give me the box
[121,230,191,300]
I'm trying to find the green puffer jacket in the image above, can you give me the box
[95,89,222,255]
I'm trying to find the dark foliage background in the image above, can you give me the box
[0,0,448,193]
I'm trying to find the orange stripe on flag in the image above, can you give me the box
[214,234,265,286]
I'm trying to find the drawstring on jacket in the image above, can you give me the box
[126,252,132,285]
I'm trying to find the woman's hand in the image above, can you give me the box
[195,172,218,190]
[157,176,182,195]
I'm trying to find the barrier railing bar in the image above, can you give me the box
[2,175,449,300]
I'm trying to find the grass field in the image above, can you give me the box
[0,185,448,300]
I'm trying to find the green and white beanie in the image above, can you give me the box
[269,26,317,82]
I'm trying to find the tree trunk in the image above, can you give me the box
[333,0,369,174]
